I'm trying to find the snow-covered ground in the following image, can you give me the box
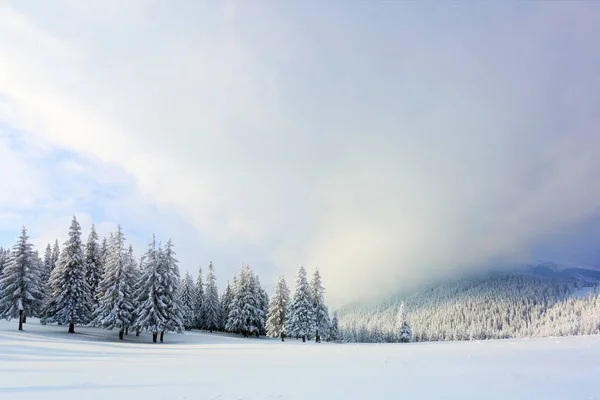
[1,319,599,399]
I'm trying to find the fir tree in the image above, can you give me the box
[179,272,196,329]
[51,239,60,271]
[157,239,184,342]
[220,280,234,331]
[92,226,135,340]
[256,275,269,335]
[85,225,103,308]
[266,275,290,341]
[226,265,264,337]
[0,226,44,330]
[41,244,53,287]
[311,268,329,343]
[194,266,204,329]
[0,246,7,277]
[329,311,340,342]
[396,302,412,343]
[287,265,314,342]
[132,235,165,342]
[203,262,220,332]
[44,217,93,333]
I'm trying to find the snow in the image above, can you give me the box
[1,319,599,399]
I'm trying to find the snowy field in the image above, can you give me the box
[1,319,599,400]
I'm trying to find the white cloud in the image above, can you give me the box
[1,2,600,302]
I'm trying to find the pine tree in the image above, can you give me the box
[226,265,264,337]
[132,235,165,342]
[0,247,7,277]
[157,239,184,342]
[286,265,314,342]
[203,262,220,332]
[51,239,60,271]
[329,310,340,342]
[256,275,269,335]
[92,226,135,340]
[396,302,412,343]
[45,217,93,333]
[179,272,196,329]
[194,266,204,329]
[85,225,103,309]
[220,280,234,331]
[0,226,44,330]
[266,275,290,341]
[311,268,329,343]
[41,244,53,287]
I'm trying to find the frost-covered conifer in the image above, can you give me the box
[51,239,60,271]
[396,302,412,343]
[256,275,269,335]
[92,226,135,339]
[220,280,234,331]
[85,225,103,308]
[0,226,44,330]
[179,272,196,329]
[44,217,93,333]
[132,235,165,342]
[266,275,290,341]
[286,265,314,342]
[194,266,205,329]
[310,268,329,343]
[41,244,53,287]
[0,246,8,277]
[157,239,184,341]
[203,262,220,332]
[329,311,340,342]
[226,265,264,337]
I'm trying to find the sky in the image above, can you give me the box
[1,1,600,304]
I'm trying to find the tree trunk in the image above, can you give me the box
[302,335,306,343]
[68,322,75,334]
[281,332,285,342]
[119,329,124,340]
[152,332,157,343]
[316,330,321,343]
[18,310,23,331]
[125,327,129,335]
[160,331,164,343]
[136,329,140,337]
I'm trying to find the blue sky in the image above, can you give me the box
[1,1,600,303]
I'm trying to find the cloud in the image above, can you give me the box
[1,2,600,303]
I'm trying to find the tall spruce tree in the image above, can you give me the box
[255,275,269,335]
[179,272,196,329]
[51,239,60,271]
[266,275,290,341]
[132,235,165,342]
[203,262,220,332]
[310,268,329,343]
[41,244,53,288]
[85,225,103,308]
[0,226,43,330]
[226,265,264,337]
[220,280,234,331]
[92,226,135,340]
[157,239,184,342]
[194,266,205,329]
[287,265,314,342]
[45,217,93,333]
[329,310,340,342]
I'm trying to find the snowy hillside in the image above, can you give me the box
[1,319,599,400]
[338,269,600,342]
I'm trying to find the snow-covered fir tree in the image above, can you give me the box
[310,268,330,343]
[132,235,165,342]
[92,226,135,340]
[203,262,220,332]
[157,239,184,341]
[0,246,8,277]
[85,224,103,308]
[396,302,412,343]
[179,272,196,329]
[99,237,108,268]
[226,265,264,337]
[266,275,290,341]
[0,226,44,330]
[51,239,60,271]
[41,244,53,288]
[43,217,93,333]
[329,311,340,342]
[220,280,234,331]
[286,265,315,342]
[194,266,204,329]
[255,275,269,335]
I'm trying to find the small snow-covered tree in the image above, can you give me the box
[266,275,290,341]
[194,266,205,329]
[179,272,196,329]
[92,226,135,340]
[286,265,314,342]
[157,239,184,342]
[220,280,234,331]
[44,217,93,333]
[0,226,44,330]
[203,262,220,332]
[85,225,103,309]
[226,265,264,337]
[329,311,340,342]
[396,302,412,343]
[310,268,329,343]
